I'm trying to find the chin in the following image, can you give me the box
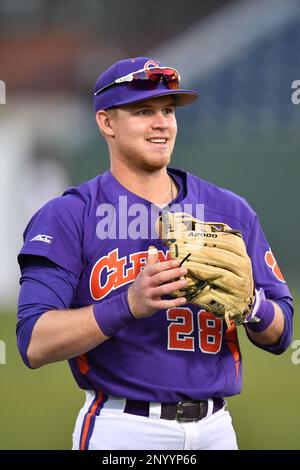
[140,155,171,172]
[142,148,172,170]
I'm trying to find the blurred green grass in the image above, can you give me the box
[0,295,299,450]
[0,312,84,450]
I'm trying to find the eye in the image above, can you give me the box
[163,107,175,116]
[136,109,151,116]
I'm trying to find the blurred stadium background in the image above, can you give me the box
[0,0,299,450]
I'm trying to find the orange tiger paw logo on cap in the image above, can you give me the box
[144,59,160,69]
[265,248,285,282]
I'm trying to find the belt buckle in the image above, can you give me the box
[176,401,201,423]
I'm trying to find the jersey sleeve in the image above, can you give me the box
[246,213,293,354]
[17,256,79,367]
[246,214,292,300]
[18,193,85,277]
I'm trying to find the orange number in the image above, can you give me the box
[167,308,223,354]
[198,310,222,354]
[167,308,195,351]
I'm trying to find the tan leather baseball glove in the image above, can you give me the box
[156,212,255,327]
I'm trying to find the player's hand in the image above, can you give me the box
[127,246,187,319]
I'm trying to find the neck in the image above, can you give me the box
[110,160,177,205]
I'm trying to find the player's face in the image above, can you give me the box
[108,96,177,172]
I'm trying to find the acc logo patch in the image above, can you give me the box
[264,248,285,283]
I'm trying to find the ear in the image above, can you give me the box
[95,110,115,138]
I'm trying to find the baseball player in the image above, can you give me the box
[17,57,293,450]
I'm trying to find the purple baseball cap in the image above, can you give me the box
[93,57,199,112]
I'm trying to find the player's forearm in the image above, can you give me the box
[27,305,109,368]
[245,301,284,345]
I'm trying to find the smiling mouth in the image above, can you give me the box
[146,138,168,144]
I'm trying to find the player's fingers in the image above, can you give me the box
[146,246,159,266]
[150,267,188,286]
[146,259,180,275]
[154,297,187,310]
[153,278,188,296]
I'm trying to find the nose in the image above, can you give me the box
[151,111,169,130]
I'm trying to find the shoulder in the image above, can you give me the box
[22,173,107,243]
[182,169,256,233]
[62,173,105,206]
[33,173,106,220]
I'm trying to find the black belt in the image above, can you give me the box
[124,398,224,423]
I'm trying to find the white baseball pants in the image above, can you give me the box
[72,391,238,450]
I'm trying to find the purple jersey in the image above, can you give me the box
[18,168,293,401]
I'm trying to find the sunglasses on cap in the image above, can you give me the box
[94,66,181,96]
